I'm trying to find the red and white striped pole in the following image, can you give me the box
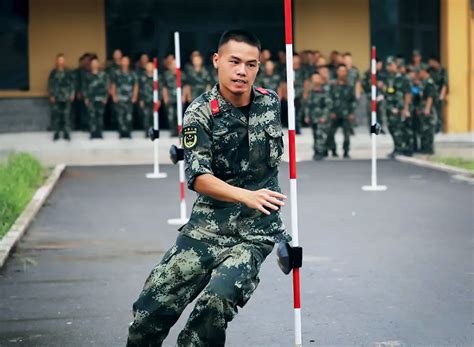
[168,31,189,225]
[284,1,302,346]
[146,58,167,179]
[362,46,387,191]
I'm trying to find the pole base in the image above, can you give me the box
[362,185,387,191]
[146,172,168,179]
[167,218,189,225]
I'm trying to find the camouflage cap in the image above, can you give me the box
[385,56,396,65]
[419,62,430,71]
[396,57,405,67]
[412,49,422,56]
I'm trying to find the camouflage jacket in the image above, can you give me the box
[347,67,360,87]
[47,69,75,101]
[418,78,436,112]
[105,62,121,81]
[383,72,411,109]
[163,69,187,103]
[185,66,213,101]
[330,81,356,118]
[362,68,385,97]
[304,87,333,123]
[294,68,305,99]
[83,71,109,103]
[138,73,163,104]
[429,67,448,96]
[258,72,281,93]
[180,84,290,246]
[72,68,87,94]
[113,70,137,102]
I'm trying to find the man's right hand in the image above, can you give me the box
[240,189,286,216]
[49,96,56,104]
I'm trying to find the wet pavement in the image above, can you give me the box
[0,161,473,346]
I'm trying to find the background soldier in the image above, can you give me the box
[428,56,448,133]
[72,53,90,131]
[105,49,123,130]
[304,72,333,160]
[258,60,281,93]
[293,53,305,134]
[383,56,412,157]
[138,61,161,137]
[83,57,109,139]
[185,51,213,104]
[111,56,138,138]
[48,53,75,141]
[417,63,437,154]
[408,49,423,72]
[327,64,356,158]
[162,55,187,137]
[105,49,123,80]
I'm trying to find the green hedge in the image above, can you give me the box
[432,157,474,172]
[0,153,45,238]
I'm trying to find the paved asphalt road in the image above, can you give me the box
[0,160,473,346]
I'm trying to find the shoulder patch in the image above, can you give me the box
[183,126,198,149]
[256,87,269,95]
[210,99,220,115]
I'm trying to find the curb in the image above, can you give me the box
[396,155,474,182]
[0,163,66,268]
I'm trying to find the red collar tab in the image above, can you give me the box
[210,99,220,115]
[256,87,269,95]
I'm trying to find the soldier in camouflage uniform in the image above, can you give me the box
[48,54,75,141]
[257,60,281,93]
[163,56,187,137]
[327,64,357,158]
[111,56,138,138]
[105,49,122,81]
[83,57,109,139]
[428,56,448,133]
[72,54,91,131]
[304,72,333,160]
[416,63,437,154]
[383,57,413,157]
[185,51,213,104]
[127,30,290,347]
[293,53,305,134]
[138,62,162,137]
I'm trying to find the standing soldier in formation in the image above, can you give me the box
[343,52,361,97]
[138,61,161,137]
[111,56,138,138]
[293,53,305,134]
[185,51,213,104]
[72,54,90,131]
[408,50,423,73]
[106,49,123,80]
[48,54,75,141]
[416,63,437,154]
[428,56,448,133]
[258,60,281,93]
[162,55,187,137]
[362,58,386,134]
[304,72,333,160]
[105,49,123,130]
[83,57,109,139]
[327,64,356,158]
[383,56,413,157]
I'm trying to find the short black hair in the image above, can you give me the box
[343,52,352,57]
[218,29,261,52]
[336,63,347,69]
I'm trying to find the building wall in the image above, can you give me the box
[294,0,370,72]
[0,0,106,98]
[440,0,473,133]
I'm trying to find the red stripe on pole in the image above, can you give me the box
[284,0,293,44]
[154,103,159,112]
[288,129,297,179]
[371,73,376,86]
[176,69,181,88]
[293,268,301,308]
[154,81,158,91]
[180,181,185,200]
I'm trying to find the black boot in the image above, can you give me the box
[331,149,338,158]
[343,150,350,159]
[53,132,60,141]
[63,133,71,141]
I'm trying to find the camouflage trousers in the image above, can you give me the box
[327,117,352,152]
[127,233,274,347]
[115,100,133,135]
[86,100,105,134]
[311,120,331,155]
[387,109,410,153]
[140,102,154,136]
[51,101,72,136]
[418,112,435,154]
[434,99,444,133]
[165,102,178,136]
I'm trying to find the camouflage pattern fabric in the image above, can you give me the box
[113,70,137,135]
[185,65,213,101]
[83,71,109,134]
[327,81,356,152]
[127,84,290,346]
[163,69,187,135]
[48,69,75,136]
[417,78,437,153]
[429,66,448,132]
[294,68,305,131]
[362,68,386,130]
[346,67,360,87]
[138,73,162,134]
[258,72,281,93]
[304,87,333,155]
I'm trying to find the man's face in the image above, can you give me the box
[337,66,347,79]
[264,60,274,74]
[146,62,154,75]
[387,62,397,73]
[56,56,65,69]
[319,67,329,81]
[413,54,422,64]
[261,49,271,62]
[90,59,100,72]
[140,54,149,67]
[293,55,301,70]
[121,57,130,69]
[428,59,439,70]
[316,57,326,68]
[213,40,260,95]
[192,55,203,67]
[113,50,122,62]
[376,61,383,71]
[311,73,322,85]
[343,55,352,67]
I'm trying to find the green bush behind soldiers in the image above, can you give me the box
[383,56,413,157]
[163,55,187,137]
[48,53,75,141]
[362,58,386,133]
[185,51,213,103]
[303,72,333,161]
[327,64,357,158]
[258,60,281,93]
[138,62,162,137]
[428,56,448,133]
[416,63,437,154]
[111,56,138,138]
[83,57,109,139]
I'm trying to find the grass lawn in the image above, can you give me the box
[0,153,46,239]
[431,156,474,172]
